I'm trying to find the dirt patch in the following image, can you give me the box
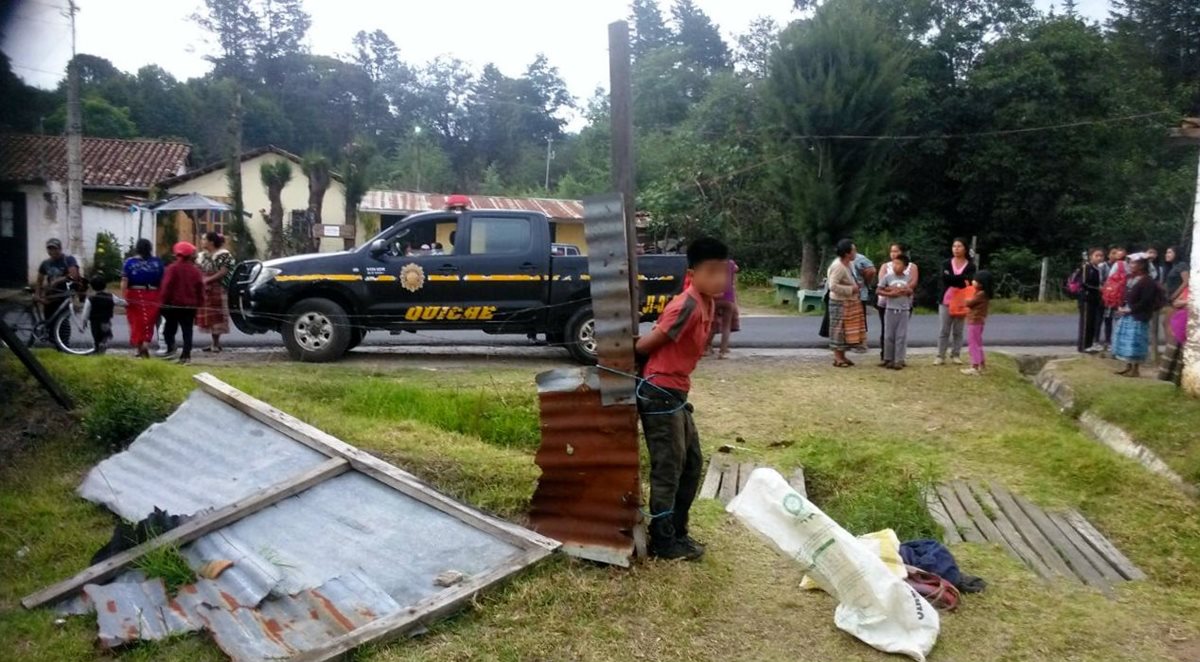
[0,363,77,463]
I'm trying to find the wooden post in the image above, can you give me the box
[608,20,639,322]
[1038,257,1050,302]
[1183,148,1200,396]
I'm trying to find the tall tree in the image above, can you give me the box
[629,0,674,59]
[260,159,293,258]
[255,0,311,87]
[671,0,732,72]
[193,0,259,82]
[301,152,332,251]
[736,16,779,79]
[517,54,574,140]
[763,0,910,287]
[340,141,373,242]
[1109,0,1200,114]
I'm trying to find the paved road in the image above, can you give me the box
[100,312,1078,352]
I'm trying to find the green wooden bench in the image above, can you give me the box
[773,277,827,313]
[772,277,801,305]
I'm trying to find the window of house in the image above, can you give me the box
[469,217,531,255]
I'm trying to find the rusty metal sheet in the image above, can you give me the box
[529,367,640,567]
[85,578,201,649]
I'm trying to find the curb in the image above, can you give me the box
[1030,360,1197,497]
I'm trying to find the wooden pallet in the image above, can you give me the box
[927,480,1144,592]
[699,454,806,503]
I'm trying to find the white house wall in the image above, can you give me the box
[21,183,149,283]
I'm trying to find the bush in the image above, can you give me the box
[91,231,123,283]
[81,387,172,451]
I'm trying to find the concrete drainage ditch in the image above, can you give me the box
[1018,355,1197,497]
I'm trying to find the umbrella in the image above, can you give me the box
[150,193,232,212]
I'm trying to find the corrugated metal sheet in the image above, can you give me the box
[529,367,641,567]
[360,190,584,221]
[78,390,329,522]
[582,194,639,405]
[62,384,547,659]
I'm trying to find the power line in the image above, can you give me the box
[10,62,65,77]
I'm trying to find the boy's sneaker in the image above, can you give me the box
[933,358,945,366]
[678,534,707,556]
[156,347,176,358]
[961,367,980,376]
[178,356,191,365]
[650,537,704,561]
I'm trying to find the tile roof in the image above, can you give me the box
[0,134,191,190]
[360,190,585,221]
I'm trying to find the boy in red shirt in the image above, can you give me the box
[635,237,730,561]
[159,241,206,364]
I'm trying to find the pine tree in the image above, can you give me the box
[671,0,731,72]
[629,0,674,59]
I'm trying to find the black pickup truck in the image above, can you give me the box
[229,208,687,363]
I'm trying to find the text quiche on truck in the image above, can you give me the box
[228,203,686,363]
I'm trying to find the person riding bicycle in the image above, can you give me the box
[34,238,81,321]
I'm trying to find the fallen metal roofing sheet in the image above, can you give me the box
[59,378,555,660]
[78,390,328,522]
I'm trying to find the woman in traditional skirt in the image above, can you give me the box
[197,232,234,353]
[827,238,866,367]
[1112,257,1161,378]
[120,238,163,358]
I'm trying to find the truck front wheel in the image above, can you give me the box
[282,298,351,362]
[564,306,598,365]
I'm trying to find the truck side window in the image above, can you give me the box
[386,219,457,257]
[469,217,531,255]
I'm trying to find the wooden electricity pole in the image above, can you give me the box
[65,0,84,262]
[609,20,639,322]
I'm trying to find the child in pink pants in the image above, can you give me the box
[963,271,993,376]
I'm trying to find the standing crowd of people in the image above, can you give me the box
[821,237,994,376]
[1073,244,1189,378]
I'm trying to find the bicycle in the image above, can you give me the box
[0,282,104,356]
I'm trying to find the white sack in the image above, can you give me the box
[726,468,939,661]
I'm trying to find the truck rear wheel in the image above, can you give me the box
[564,306,598,365]
[282,298,351,363]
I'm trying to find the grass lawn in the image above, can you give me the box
[737,284,1077,317]
[1052,356,1200,486]
[2,351,1199,661]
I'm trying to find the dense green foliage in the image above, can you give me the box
[1,0,1194,283]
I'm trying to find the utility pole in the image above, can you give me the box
[544,137,554,191]
[1182,148,1200,396]
[414,126,423,192]
[608,19,638,321]
[65,0,84,263]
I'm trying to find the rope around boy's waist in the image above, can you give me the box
[595,365,688,415]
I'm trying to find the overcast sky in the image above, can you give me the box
[3,0,1112,113]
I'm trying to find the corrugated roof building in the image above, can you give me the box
[360,190,584,221]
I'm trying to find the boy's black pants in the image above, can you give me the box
[638,387,703,543]
[162,308,195,358]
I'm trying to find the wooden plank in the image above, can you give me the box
[736,462,756,495]
[194,373,560,554]
[292,546,554,662]
[1047,511,1122,585]
[22,457,349,609]
[788,467,807,498]
[698,455,724,499]
[0,319,74,410]
[970,481,1055,580]
[934,484,984,543]
[925,490,962,544]
[988,483,1075,579]
[950,480,1015,554]
[1066,510,1146,581]
[717,458,738,504]
[1014,494,1108,588]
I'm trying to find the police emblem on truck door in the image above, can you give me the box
[400,263,425,292]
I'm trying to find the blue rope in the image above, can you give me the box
[596,365,688,415]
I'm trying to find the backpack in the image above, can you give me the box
[1102,263,1127,308]
[1065,269,1083,297]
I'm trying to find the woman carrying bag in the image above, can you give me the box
[935,238,976,366]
